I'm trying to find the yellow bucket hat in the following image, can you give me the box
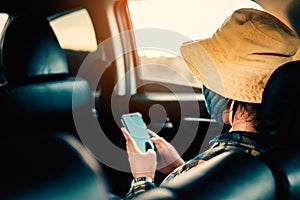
[180,8,300,103]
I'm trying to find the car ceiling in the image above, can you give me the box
[0,0,300,33]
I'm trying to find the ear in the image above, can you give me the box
[222,109,230,125]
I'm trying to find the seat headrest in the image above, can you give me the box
[260,61,300,143]
[2,16,68,84]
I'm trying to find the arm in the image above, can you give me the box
[121,128,157,199]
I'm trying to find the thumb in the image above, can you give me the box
[146,148,156,158]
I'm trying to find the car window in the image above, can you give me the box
[128,0,263,89]
[49,9,97,52]
[0,13,8,36]
[0,13,9,85]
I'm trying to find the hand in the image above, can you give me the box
[121,127,157,179]
[148,129,184,174]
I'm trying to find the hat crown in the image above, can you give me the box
[214,8,299,58]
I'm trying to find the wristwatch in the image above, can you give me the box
[131,177,153,186]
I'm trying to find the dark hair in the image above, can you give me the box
[226,99,265,133]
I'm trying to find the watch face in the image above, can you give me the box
[135,177,146,182]
[131,177,153,186]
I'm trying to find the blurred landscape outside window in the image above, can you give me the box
[128,0,263,88]
[50,9,97,52]
[0,13,8,35]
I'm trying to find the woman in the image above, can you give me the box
[121,8,299,199]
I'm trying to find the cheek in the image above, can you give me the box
[222,110,231,125]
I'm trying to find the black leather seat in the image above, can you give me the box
[0,132,110,199]
[258,60,300,200]
[0,15,92,134]
[136,151,276,200]
[0,15,108,199]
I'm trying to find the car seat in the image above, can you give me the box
[258,60,300,200]
[0,15,109,199]
[0,132,110,199]
[136,151,276,200]
[0,15,92,135]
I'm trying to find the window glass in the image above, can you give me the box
[0,13,9,36]
[0,13,9,85]
[50,9,97,51]
[128,0,263,89]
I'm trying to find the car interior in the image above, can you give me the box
[0,0,299,199]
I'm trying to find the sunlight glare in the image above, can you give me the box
[128,0,263,57]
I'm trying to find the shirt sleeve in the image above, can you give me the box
[122,180,157,199]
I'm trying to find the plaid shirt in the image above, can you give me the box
[123,131,267,200]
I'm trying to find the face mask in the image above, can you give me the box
[202,85,227,125]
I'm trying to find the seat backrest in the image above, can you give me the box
[0,15,92,134]
[136,151,276,200]
[258,60,300,200]
[0,132,110,199]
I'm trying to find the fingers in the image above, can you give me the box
[151,136,167,144]
[151,138,166,150]
[121,127,129,139]
[121,127,141,153]
[147,129,158,137]
[147,129,163,149]
[146,148,156,157]
[121,127,133,143]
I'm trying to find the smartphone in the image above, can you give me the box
[121,112,155,152]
